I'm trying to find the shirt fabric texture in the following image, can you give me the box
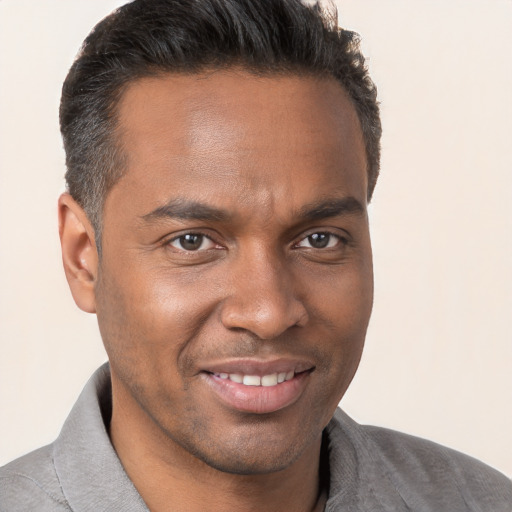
[1,364,511,511]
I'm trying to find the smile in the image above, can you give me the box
[213,371,295,387]
[201,360,314,414]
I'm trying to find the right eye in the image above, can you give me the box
[168,234,217,252]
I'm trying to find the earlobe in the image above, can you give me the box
[58,193,98,313]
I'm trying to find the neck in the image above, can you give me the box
[109,382,327,512]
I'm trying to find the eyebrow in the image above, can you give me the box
[141,198,229,222]
[141,196,365,224]
[298,196,365,221]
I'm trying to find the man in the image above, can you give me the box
[0,0,510,510]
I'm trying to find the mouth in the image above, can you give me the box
[210,370,296,387]
[200,360,314,414]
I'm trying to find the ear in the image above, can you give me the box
[58,193,98,313]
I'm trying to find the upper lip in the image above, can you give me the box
[201,358,315,376]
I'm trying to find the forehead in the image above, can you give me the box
[111,70,367,217]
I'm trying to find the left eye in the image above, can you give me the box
[296,232,341,249]
[168,234,217,251]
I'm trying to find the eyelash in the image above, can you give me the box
[294,232,348,250]
[167,232,220,252]
[165,230,348,252]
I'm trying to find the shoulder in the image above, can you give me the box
[326,410,512,511]
[363,423,509,477]
[0,445,71,512]
[362,423,512,509]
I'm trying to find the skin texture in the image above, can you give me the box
[59,70,373,512]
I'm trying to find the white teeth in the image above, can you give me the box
[216,371,296,386]
[243,375,261,386]
[261,373,278,387]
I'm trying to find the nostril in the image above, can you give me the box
[220,295,308,340]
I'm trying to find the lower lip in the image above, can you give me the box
[202,372,311,414]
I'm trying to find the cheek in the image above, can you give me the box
[94,265,219,385]
[305,256,373,397]
[306,252,374,330]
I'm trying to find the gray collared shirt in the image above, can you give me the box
[1,364,511,511]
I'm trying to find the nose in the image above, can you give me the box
[220,248,309,340]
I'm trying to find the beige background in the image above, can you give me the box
[1,0,511,476]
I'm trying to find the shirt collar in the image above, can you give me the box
[53,363,149,512]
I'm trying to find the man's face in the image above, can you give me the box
[95,70,373,474]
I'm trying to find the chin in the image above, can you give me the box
[189,442,302,476]
[167,417,318,476]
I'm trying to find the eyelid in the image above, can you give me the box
[293,228,350,248]
[160,227,349,252]
[164,230,224,252]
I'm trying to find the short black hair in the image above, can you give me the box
[60,0,381,249]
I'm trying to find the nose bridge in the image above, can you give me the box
[220,243,308,339]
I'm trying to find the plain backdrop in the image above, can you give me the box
[1,0,511,476]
